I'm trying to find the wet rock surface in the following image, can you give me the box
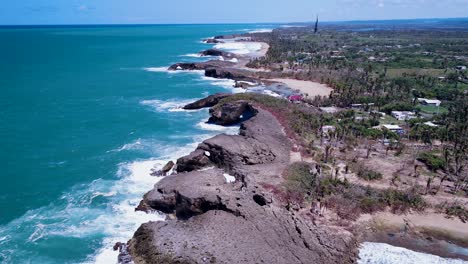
[208,100,256,126]
[168,60,235,71]
[183,93,230,110]
[199,49,235,58]
[203,38,224,44]
[128,97,358,263]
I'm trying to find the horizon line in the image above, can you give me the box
[1,16,467,27]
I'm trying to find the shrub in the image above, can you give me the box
[382,188,427,213]
[438,202,468,223]
[417,152,446,171]
[351,162,383,181]
[357,168,383,181]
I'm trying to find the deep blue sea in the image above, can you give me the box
[0,24,277,263]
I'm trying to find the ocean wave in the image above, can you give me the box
[140,98,201,113]
[180,53,202,58]
[358,242,468,264]
[248,28,273,33]
[199,76,236,89]
[196,121,240,135]
[143,67,169,72]
[144,67,204,75]
[213,42,262,55]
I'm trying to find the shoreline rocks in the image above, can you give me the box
[150,161,174,177]
[208,100,257,126]
[183,93,230,110]
[199,49,235,58]
[128,97,359,263]
[168,60,235,71]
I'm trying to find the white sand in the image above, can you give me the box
[269,78,333,98]
[359,211,468,241]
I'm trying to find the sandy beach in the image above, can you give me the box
[253,42,269,57]
[269,78,333,98]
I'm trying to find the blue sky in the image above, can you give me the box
[2,0,468,25]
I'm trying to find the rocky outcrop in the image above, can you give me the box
[199,49,235,58]
[168,60,235,71]
[175,149,213,173]
[208,100,256,126]
[183,93,230,110]
[129,100,359,263]
[203,38,223,44]
[205,68,256,82]
[235,81,257,88]
[150,161,174,177]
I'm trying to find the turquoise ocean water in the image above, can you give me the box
[0,24,276,263]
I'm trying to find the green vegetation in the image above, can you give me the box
[417,152,446,172]
[437,202,468,223]
[245,25,467,215]
[357,167,383,181]
[247,26,467,195]
[278,162,426,220]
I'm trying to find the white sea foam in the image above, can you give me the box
[144,67,169,72]
[89,137,207,263]
[200,76,236,89]
[196,121,240,135]
[112,138,144,152]
[214,42,262,55]
[358,242,468,264]
[248,28,273,33]
[181,53,202,58]
[140,98,201,113]
[144,67,204,75]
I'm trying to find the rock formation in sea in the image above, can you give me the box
[128,95,358,264]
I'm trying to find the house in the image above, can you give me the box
[456,65,467,71]
[391,111,416,121]
[424,121,439,127]
[418,98,441,107]
[382,124,404,134]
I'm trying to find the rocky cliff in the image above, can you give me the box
[128,96,358,264]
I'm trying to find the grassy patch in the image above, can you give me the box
[278,162,426,220]
[419,104,448,114]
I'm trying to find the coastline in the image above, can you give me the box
[120,29,468,264]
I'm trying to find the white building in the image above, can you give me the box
[373,124,404,134]
[418,98,441,107]
[391,111,416,121]
[424,121,439,127]
[456,65,467,70]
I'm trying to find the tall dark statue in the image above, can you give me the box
[314,15,319,33]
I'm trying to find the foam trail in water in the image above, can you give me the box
[140,98,202,113]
